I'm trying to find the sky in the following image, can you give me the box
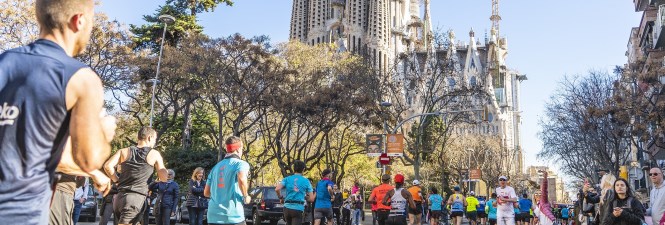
[99,1,642,182]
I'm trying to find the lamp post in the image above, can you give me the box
[467,148,476,194]
[147,14,176,127]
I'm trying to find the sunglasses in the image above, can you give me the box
[499,179,507,181]
[650,173,661,176]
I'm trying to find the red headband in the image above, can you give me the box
[226,142,242,153]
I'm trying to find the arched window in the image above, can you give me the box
[470,76,477,86]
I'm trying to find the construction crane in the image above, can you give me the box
[490,0,501,34]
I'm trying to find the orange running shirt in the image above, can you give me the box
[371,184,394,210]
[408,186,423,202]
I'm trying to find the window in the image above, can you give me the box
[448,78,456,89]
[470,76,477,86]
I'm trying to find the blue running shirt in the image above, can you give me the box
[207,156,250,224]
[281,174,313,211]
[314,179,334,208]
[429,194,443,211]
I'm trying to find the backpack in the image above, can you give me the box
[451,194,464,212]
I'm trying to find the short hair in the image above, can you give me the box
[322,169,332,177]
[522,193,528,198]
[137,127,157,141]
[491,193,497,198]
[36,0,93,31]
[430,187,438,194]
[225,136,242,145]
[191,167,204,180]
[293,160,306,173]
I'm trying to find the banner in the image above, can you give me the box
[366,134,384,156]
[386,134,404,156]
[470,169,482,180]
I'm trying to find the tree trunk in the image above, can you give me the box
[182,97,193,151]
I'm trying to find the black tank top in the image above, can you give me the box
[118,146,155,195]
[0,39,88,225]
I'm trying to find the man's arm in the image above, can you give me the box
[368,191,376,203]
[204,184,211,198]
[382,189,395,206]
[275,181,285,198]
[66,68,115,172]
[57,137,111,195]
[103,148,125,183]
[328,184,334,201]
[307,192,316,202]
[238,170,250,203]
[403,189,416,209]
[148,150,166,171]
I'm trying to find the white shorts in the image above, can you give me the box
[496,216,515,225]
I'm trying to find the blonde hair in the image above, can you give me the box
[191,167,204,180]
[600,173,616,205]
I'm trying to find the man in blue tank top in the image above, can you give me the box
[205,136,251,225]
[0,0,117,224]
[276,160,315,225]
[314,169,336,225]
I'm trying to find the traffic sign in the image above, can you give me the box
[379,153,390,165]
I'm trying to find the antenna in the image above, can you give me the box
[490,0,501,34]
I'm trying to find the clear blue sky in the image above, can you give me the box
[100,1,641,179]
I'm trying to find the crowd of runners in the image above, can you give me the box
[4,1,665,225]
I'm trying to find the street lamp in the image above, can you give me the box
[148,14,176,127]
[467,148,476,194]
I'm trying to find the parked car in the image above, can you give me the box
[244,186,285,225]
[178,196,208,224]
[78,184,99,222]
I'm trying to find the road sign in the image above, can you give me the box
[629,167,644,180]
[470,169,482,180]
[366,134,384,156]
[386,134,404,156]
[379,153,390,165]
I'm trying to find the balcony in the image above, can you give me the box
[654,5,665,48]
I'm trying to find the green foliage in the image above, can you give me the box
[130,4,203,51]
[166,0,234,15]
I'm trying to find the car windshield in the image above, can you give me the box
[264,188,278,200]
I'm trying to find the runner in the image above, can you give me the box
[466,191,479,225]
[517,194,532,225]
[493,176,518,225]
[0,0,116,224]
[560,206,569,225]
[314,169,336,225]
[408,180,425,225]
[477,195,488,225]
[486,193,498,225]
[205,136,251,225]
[532,171,555,225]
[428,187,444,225]
[382,174,416,225]
[447,186,467,225]
[368,174,394,225]
[276,160,315,225]
[104,127,165,225]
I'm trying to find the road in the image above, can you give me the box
[77,212,472,225]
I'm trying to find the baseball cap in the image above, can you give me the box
[412,180,421,185]
[499,176,508,181]
[470,191,475,196]
[381,174,391,181]
[394,174,405,183]
[454,186,460,191]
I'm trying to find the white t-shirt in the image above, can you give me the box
[495,186,517,218]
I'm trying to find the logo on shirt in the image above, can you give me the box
[0,102,19,126]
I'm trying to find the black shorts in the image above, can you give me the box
[520,213,531,222]
[430,210,442,219]
[450,211,464,217]
[408,202,423,215]
[515,213,522,221]
[314,208,334,219]
[488,218,497,225]
[477,211,487,218]
[466,211,477,221]
[113,192,147,224]
[284,208,303,225]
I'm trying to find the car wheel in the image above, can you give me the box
[253,210,262,225]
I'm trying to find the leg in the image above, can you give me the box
[197,207,205,225]
[189,207,196,225]
[50,190,74,225]
[100,202,114,225]
[73,199,83,225]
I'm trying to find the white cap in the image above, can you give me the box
[499,176,508,181]
[413,180,421,185]
[470,191,475,196]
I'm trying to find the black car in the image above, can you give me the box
[78,184,99,222]
[244,186,284,225]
